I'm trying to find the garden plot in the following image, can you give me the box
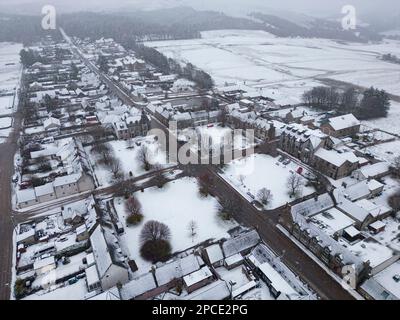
[0,95,15,115]
[0,116,12,128]
[113,177,237,274]
[178,124,254,155]
[220,154,316,209]
[366,139,400,164]
[88,135,169,186]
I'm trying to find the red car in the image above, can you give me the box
[297,167,303,175]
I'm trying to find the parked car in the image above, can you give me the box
[283,159,291,165]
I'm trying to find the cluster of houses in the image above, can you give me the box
[16,137,96,208]
[12,31,400,301]
[14,189,316,301]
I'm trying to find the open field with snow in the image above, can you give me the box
[114,177,237,274]
[0,42,21,114]
[147,30,400,106]
[220,154,316,209]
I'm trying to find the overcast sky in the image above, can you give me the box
[1,0,399,19]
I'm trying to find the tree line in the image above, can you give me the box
[302,86,390,119]
[122,40,214,90]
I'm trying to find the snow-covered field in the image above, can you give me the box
[147,30,400,105]
[220,154,316,209]
[0,42,21,112]
[114,177,237,274]
[362,101,400,135]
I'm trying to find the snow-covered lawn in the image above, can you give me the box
[220,154,316,209]
[88,135,170,186]
[147,30,400,104]
[365,139,400,164]
[178,124,254,155]
[0,116,12,128]
[114,177,237,274]
[362,101,400,136]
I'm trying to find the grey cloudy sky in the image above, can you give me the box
[1,0,399,18]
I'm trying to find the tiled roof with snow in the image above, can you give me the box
[120,272,157,300]
[314,148,358,167]
[90,226,113,278]
[155,254,201,286]
[222,229,260,258]
[327,114,360,131]
[291,193,334,218]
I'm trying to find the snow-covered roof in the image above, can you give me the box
[16,188,36,203]
[88,287,121,300]
[327,114,360,131]
[334,190,371,223]
[85,264,100,286]
[53,173,81,187]
[205,244,224,264]
[360,278,398,300]
[314,148,358,167]
[291,193,334,218]
[222,229,260,258]
[258,262,297,296]
[224,253,244,266]
[43,117,61,129]
[33,256,55,270]
[310,208,355,236]
[369,220,386,230]
[155,254,201,286]
[342,179,383,201]
[354,162,390,180]
[34,182,54,197]
[183,266,213,287]
[90,226,112,279]
[16,229,35,243]
[185,280,230,300]
[344,226,361,238]
[120,272,157,300]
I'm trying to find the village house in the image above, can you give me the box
[313,148,359,179]
[112,111,150,140]
[89,226,129,291]
[279,123,327,164]
[320,114,361,137]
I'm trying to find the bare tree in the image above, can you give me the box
[140,220,171,244]
[92,142,113,165]
[218,195,241,220]
[115,179,136,198]
[392,156,400,178]
[188,220,198,243]
[125,196,144,225]
[137,145,151,171]
[257,188,273,206]
[110,158,123,180]
[153,164,167,188]
[389,190,400,212]
[197,173,213,197]
[218,107,228,127]
[125,196,142,216]
[286,173,304,198]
